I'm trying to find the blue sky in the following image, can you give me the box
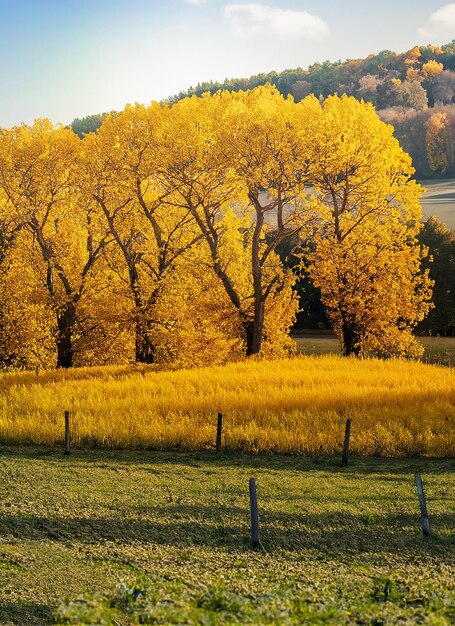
[0,0,454,127]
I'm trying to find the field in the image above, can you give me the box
[419,179,455,228]
[294,336,455,368]
[1,355,454,624]
[0,355,454,456]
[0,449,453,625]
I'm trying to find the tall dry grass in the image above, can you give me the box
[0,355,454,456]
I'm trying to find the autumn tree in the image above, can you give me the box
[0,86,439,370]
[417,216,455,336]
[0,190,26,367]
[219,86,309,354]
[148,93,254,354]
[0,120,105,368]
[432,70,455,105]
[301,95,433,357]
[422,60,444,106]
[425,109,455,174]
[155,87,302,356]
[84,103,203,363]
[357,74,381,107]
[393,79,428,110]
[290,80,312,102]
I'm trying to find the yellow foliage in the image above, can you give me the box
[406,67,422,83]
[300,94,433,357]
[0,88,435,369]
[0,235,55,369]
[405,46,421,65]
[425,110,454,174]
[422,60,444,78]
[0,120,107,368]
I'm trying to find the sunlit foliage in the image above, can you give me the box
[301,95,433,357]
[0,88,432,369]
[0,356,453,456]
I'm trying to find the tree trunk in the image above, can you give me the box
[134,288,160,364]
[341,321,362,357]
[56,304,76,368]
[243,320,255,356]
[249,196,265,356]
[250,297,265,355]
[135,322,155,364]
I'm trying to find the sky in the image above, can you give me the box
[0,0,454,127]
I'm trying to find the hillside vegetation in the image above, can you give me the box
[1,356,454,456]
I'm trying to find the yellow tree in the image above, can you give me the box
[219,86,312,354]
[0,120,106,368]
[157,87,303,356]
[152,93,253,348]
[84,103,202,363]
[425,110,455,174]
[0,229,57,369]
[149,224,246,367]
[0,187,27,367]
[422,60,444,79]
[301,95,433,357]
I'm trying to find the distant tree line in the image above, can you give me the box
[169,42,455,180]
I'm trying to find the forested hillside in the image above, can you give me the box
[73,41,455,179]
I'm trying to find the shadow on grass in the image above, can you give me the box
[0,602,53,626]
[0,507,453,557]
[0,446,454,475]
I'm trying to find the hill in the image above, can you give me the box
[171,42,455,107]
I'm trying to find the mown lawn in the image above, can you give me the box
[0,448,453,624]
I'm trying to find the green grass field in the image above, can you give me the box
[0,448,453,624]
[294,336,455,367]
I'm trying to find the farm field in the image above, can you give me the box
[0,356,454,456]
[294,336,455,367]
[0,449,453,625]
[419,179,455,228]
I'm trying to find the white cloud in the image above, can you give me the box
[224,3,329,40]
[418,3,455,38]
[184,0,206,5]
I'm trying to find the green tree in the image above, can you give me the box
[417,216,455,336]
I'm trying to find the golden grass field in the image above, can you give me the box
[0,355,454,457]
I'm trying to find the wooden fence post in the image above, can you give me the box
[249,478,259,549]
[215,412,223,456]
[415,473,431,536]
[341,418,351,467]
[64,411,70,456]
